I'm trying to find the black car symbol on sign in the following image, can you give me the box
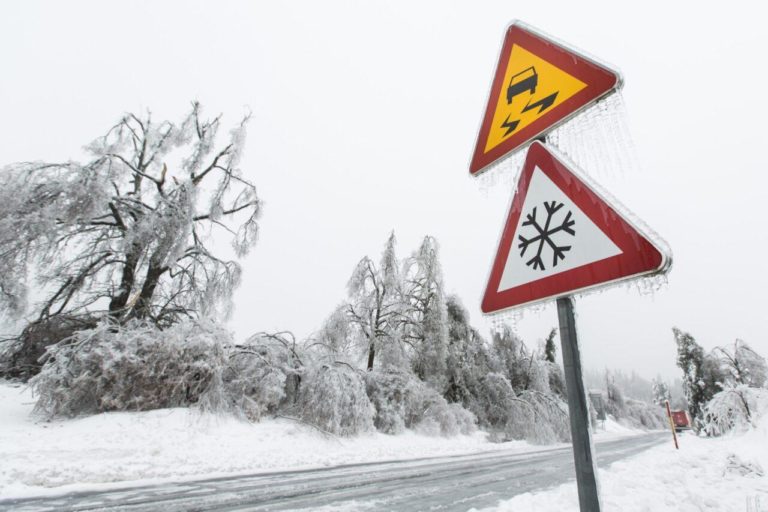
[507,67,538,104]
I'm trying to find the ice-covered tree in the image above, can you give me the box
[345,232,404,370]
[673,327,717,427]
[444,295,494,406]
[312,304,357,359]
[0,103,259,328]
[401,236,449,390]
[493,325,542,392]
[702,384,768,436]
[525,356,551,394]
[493,326,522,386]
[543,328,557,363]
[30,320,231,419]
[605,370,626,416]
[651,378,671,407]
[713,340,767,389]
[297,362,375,436]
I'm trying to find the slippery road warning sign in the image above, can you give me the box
[470,22,622,176]
[481,142,670,313]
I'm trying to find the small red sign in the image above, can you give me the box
[671,411,690,429]
[470,21,622,176]
[482,142,670,314]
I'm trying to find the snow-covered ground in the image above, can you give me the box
[0,381,641,501]
[476,416,768,512]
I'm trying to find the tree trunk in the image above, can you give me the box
[109,244,140,316]
[367,341,375,371]
[132,258,166,320]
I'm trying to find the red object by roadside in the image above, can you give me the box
[670,410,690,430]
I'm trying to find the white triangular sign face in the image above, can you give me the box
[498,166,622,291]
[482,142,670,314]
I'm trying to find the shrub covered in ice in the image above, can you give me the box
[364,368,476,436]
[475,372,517,429]
[713,340,768,389]
[702,385,768,436]
[517,390,570,444]
[298,363,375,436]
[212,332,302,421]
[365,369,411,434]
[30,320,303,421]
[471,372,569,444]
[622,398,667,430]
[414,401,476,437]
[545,361,567,399]
[0,315,98,381]
[31,319,232,418]
[405,379,476,436]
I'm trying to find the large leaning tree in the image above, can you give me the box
[0,102,260,330]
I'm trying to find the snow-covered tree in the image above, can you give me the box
[492,325,528,390]
[345,232,404,370]
[444,295,493,407]
[605,370,626,416]
[651,378,671,407]
[297,362,375,436]
[364,368,412,434]
[492,325,550,394]
[525,356,551,394]
[545,361,567,399]
[31,318,233,418]
[401,236,449,390]
[312,304,357,359]
[713,340,767,389]
[673,327,717,427]
[543,328,557,363]
[702,384,768,436]
[311,233,581,442]
[0,103,259,328]
[228,331,304,413]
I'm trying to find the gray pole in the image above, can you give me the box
[557,296,602,511]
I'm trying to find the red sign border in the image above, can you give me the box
[481,142,671,314]
[470,21,623,177]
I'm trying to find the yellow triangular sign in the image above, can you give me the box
[470,22,622,176]
[484,45,587,153]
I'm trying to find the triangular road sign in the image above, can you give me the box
[482,142,670,314]
[470,21,622,176]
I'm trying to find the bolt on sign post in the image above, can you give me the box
[469,21,622,176]
[479,141,671,512]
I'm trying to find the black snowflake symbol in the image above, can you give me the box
[518,201,576,271]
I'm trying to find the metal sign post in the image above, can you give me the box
[478,140,670,512]
[472,21,672,512]
[557,296,601,511]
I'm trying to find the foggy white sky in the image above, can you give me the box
[2,1,766,381]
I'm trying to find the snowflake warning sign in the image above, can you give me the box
[469,21,622,176]
[481,142,670,313]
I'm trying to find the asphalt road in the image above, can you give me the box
[1,432,667,512]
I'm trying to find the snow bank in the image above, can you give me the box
[0,382,528,499]
[476,416,768,512]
